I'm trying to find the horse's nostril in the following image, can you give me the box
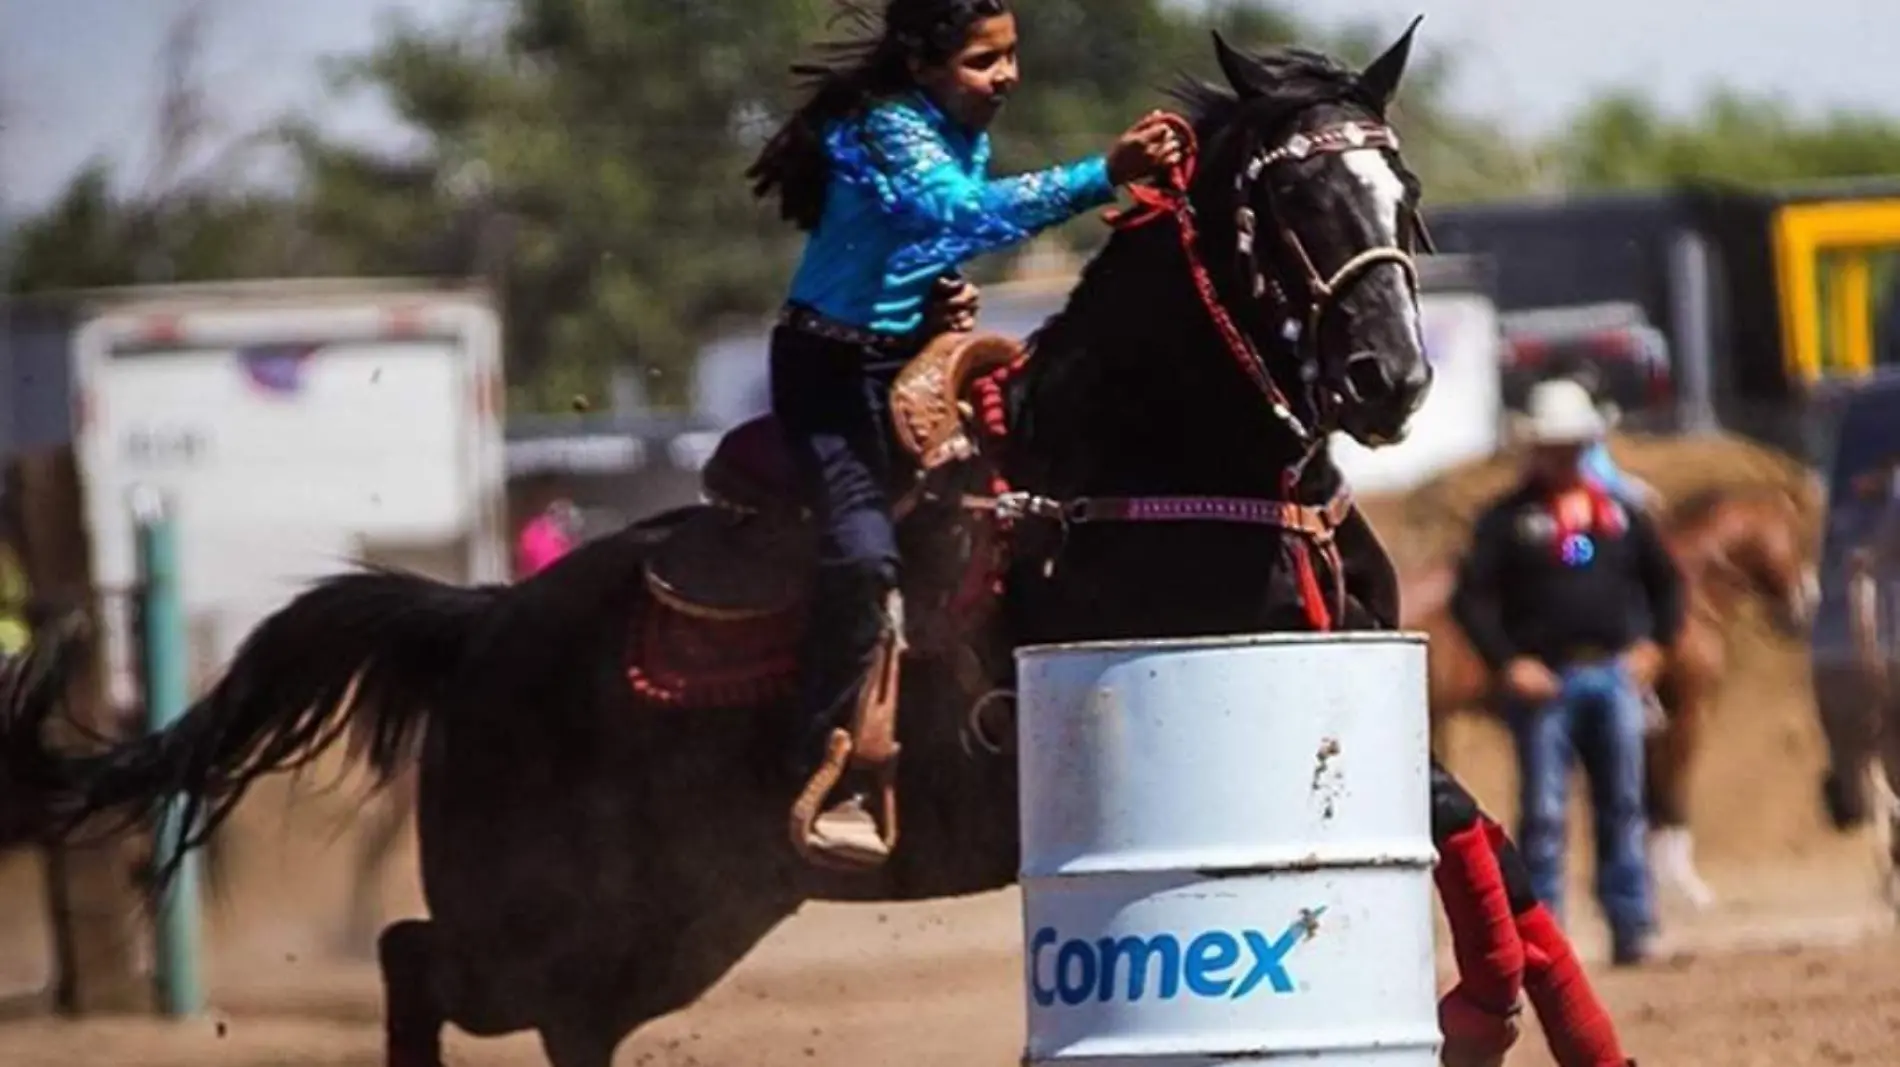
[1344,354,1389,401]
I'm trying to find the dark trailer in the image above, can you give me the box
[1426,179,1900,463]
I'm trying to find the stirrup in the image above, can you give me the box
[788,592,905,872]
[790,733,897,871]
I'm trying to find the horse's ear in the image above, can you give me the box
[1212,30,1274,98]
[1359,15,1423,110]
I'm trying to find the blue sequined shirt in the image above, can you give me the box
[786,91,1117,337]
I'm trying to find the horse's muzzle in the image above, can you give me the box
[1338,349,1432,446]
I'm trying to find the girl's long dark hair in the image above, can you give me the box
[747,0,1010,231]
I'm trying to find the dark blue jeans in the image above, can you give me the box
[1506,660,1655,945]
[769,320,911,780]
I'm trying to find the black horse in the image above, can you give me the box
[0,29,1572,1067]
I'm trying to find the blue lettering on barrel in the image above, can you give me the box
[1235,925,1305,996]
[1095,935,1181,1002]
[1184,931,1239,996]
[1028,907,1324,1007]
[1055,939,1097,1005]
[1030,927,1059,1007]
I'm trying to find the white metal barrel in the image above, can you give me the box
[1015,632,1440,1066]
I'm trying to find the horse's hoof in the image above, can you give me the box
[1664,872,1717,910]
[1648,827,1717,909]
[1438,986,1519,1067]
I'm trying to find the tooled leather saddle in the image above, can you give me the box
[633,327,1022,872]
[643,328,1022,622]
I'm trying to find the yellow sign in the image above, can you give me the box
[1772,197,1900,382]
[0,542,29,655]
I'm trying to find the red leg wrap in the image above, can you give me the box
[1438,982,1521,1065]
[1434,820,1525,1014]
[1518,903,1631,1067]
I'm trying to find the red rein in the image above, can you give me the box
[1101,118,1302,429]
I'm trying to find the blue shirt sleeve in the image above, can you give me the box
[830,101,1117,270]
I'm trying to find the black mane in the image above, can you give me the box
[1165,46,1386,141]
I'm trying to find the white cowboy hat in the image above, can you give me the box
[1514,378,1607,446]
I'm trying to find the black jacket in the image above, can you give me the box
[1451,483,1685,670]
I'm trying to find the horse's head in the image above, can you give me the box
[1178,25,1434,450]
[1676,487,1817,636]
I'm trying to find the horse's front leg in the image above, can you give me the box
[1336,507,1401,628]
[1432,759,1633,1067]
[1431,759,1525,1066]
[1645,641,1717,910]
[1876,686,1900,916]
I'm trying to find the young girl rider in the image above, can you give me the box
[746,0,1180,864]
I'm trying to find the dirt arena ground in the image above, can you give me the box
[1,433,1895,1066]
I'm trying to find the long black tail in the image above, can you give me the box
[0,609,93,845]
[1,567,501,889]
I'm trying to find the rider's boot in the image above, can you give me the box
[788,559,900,869]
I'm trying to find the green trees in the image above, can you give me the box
[1555,89,1900,191]
[13,1,1900,412]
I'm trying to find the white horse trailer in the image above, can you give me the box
[68,279,509,705]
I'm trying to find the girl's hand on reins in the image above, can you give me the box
[925,274,981,334]
[1107,111,1185,186]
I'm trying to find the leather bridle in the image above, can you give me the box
[1228,117,1434,446]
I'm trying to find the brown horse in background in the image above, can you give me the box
[1408,485,1816,911]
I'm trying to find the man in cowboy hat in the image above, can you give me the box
[1562,365,1662,512]
[1452,377,1687,966]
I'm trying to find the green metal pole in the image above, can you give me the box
[134,492,203,1017]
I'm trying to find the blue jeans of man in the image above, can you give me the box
[1506,660,1655,945]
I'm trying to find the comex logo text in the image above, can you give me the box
[1029,908,1325,1007]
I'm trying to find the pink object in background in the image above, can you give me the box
[516,514,574,577]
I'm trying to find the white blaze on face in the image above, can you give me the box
[1339,147,1421,346]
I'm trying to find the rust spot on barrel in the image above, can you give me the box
[1296,906,1324,940]
[1311,737,1341,786]
[1312,736,1343,819]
